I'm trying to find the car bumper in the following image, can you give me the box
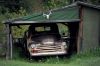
[30,51,67,56]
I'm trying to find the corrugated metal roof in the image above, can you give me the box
[4,5,79,24]
[19,6,79,21]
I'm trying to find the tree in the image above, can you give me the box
[23,0,70,12]
[42,0,69,11]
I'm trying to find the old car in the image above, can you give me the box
[23,23,69,59]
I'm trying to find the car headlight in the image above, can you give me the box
[31,44,36,48]
[62,42,67,48]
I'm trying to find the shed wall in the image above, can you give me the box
[82,7,100,52]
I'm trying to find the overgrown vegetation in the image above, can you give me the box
[0,14,7,56]
[0,8,29,56]
[42,0,69,11]
[1,0,99,13]
[24,0,100,12]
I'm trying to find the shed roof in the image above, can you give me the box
[4,1,100,25]
[22,6,79,21]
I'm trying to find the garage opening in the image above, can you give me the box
[11,22,79,59]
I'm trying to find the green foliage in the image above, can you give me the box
[57,23,69,36]
[3,7,29,38]
[4,7,28,19]
[0,7,28,56]
[21,0,100,12]
[43,0,69,10]
[12,25,29,38]
[0,15,7,56]
[0,15,6,37]
[0,6,8,14]
[70,47,100,61]
[88,0,100,5]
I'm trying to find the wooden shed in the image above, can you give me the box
[4,1,100,59]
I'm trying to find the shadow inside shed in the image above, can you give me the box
[67,22,79,55]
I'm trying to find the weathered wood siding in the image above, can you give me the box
[82,7,100,51]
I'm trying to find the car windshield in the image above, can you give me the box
[35,26,51,32]
[28,23,59,35]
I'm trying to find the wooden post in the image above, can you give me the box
[9,25,13,59]
[6,24,13,60]
[77,6,83,54]
[6,24,10,60]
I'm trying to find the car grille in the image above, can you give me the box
[36,44,63,53]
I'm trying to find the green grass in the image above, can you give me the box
[0,57,100,66]
[1,47,100,66]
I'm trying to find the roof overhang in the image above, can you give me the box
[4,19,80,25]
[77,1,100,10]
